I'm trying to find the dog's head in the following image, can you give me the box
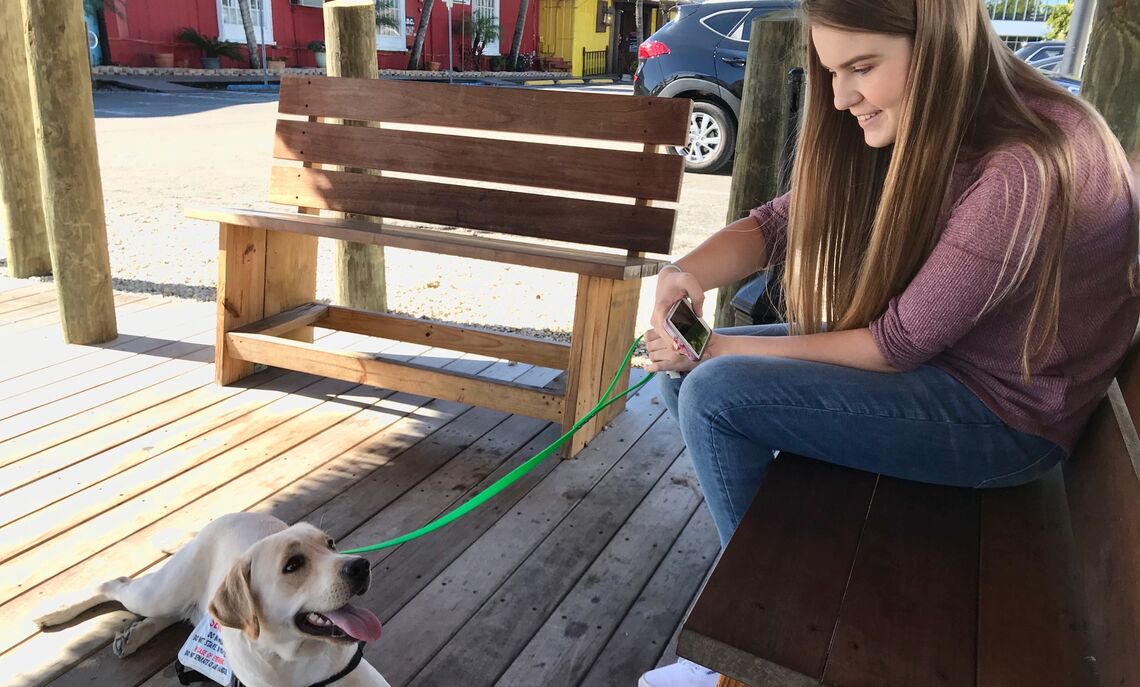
[208,522,382,648]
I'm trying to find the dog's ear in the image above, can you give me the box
[209,557,261,641]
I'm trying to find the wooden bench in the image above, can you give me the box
[189,75,690,456]
[678,337,1140,686]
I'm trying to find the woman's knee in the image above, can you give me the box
[676,356,751,418]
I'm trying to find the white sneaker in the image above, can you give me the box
[638,658,719,687]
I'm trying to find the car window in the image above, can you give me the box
[730,8,778,42]
[700,9,748,38]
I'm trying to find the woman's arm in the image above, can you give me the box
[709,328,898,373]
[670,215,770,291]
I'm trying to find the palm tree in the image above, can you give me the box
[236,0,261,69]
[506,0,530,70]
[407,0,438,69]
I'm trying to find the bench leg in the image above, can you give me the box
[216,224,317,385]
[563,275,640,456]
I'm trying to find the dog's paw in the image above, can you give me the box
[113,619,144,657]
[33,607,78,629]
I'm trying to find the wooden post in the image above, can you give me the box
[1082,0,1139,159]
[20,0,117,344]
[712,16,803,328]
[325,0,388,313]
[0,2,51,278]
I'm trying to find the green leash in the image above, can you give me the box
[341,337,654,554]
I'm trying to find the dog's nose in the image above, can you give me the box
[342,557,370,587]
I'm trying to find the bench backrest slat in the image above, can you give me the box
[277,75,690,143]
[269,166,677,254]
[273,120,686,202]
[269,75,690,255]
[1064,335,1140,687]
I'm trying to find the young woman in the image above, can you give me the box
[639,0,1137,685]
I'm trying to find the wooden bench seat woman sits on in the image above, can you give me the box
[638,0,1138,684]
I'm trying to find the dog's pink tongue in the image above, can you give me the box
[322,604,382,642]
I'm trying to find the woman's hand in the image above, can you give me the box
[650,267,705,343]
[643,327,700,374]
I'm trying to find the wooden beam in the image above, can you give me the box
[0,1,50,279]
[713,16,802,328]
[186,207,668,280]
[216,223,267,384]
[325,0,387,313]
[322,306,572,370]
[232,303,329,337]
[225,331,565,421]
[21,0,116,344]
[1083,0,1139,158]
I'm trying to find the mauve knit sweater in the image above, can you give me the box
[749,97,1139,452]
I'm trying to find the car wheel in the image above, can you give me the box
[675,100,735,174]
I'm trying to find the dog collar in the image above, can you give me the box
[178,641,366,687]
[305,641,367,687]
[226,641,366,687]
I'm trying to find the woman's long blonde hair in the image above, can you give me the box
[786,0,1134,376]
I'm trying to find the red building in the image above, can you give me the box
[93,0,540,71]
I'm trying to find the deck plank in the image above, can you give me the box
[402,409,682,686]
[360,385,665,685]
[0,298,186,382]
[497,449,704,685]
[582,505,719,685]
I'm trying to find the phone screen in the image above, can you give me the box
[668,298,711,358]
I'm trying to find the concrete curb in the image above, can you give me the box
[521,77,619,86]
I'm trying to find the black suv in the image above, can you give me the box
[634,0,796,173]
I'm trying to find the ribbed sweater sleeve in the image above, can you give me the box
[870,148,1051,371]
[747,191,791,268]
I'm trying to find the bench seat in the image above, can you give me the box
[678,340,1140,686]
[186,207,671,280]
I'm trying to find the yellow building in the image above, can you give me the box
[538,0,663,77]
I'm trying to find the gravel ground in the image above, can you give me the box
[4,88,732,348]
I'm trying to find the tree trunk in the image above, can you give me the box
[407,0,437,69]
[713,16,803,327]
[1082,0,1138,159]
[635,0,644,46]
[0,1,51,278]
[507,0,530,70]
[326,0,387,313]
[21,0,117,343]
[238,0,260,68]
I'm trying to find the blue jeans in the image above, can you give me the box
[659,324,1064,545]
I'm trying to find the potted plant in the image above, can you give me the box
[266,55,288,73]
[176,27,244,69]
[308,40,327,69]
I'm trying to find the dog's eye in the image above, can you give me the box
[283,555,306,574]
[326,538,336,550]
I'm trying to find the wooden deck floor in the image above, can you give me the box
[0,277,717,687]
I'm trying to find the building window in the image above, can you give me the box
[474,0,501,56]
[376,0,406,52]
[218,0,274,45]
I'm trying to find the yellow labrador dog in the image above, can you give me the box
[35,513,390,687]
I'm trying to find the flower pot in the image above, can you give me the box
[267,59,287,74]
[153,52,174,68]
[313,52,327,69]
[201,56,221,70]
[428,61,441,71]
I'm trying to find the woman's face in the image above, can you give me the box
[811,25,914,148]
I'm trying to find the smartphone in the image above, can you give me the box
[663,298,712,361]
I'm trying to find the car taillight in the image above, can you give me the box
[638,40,670,60]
